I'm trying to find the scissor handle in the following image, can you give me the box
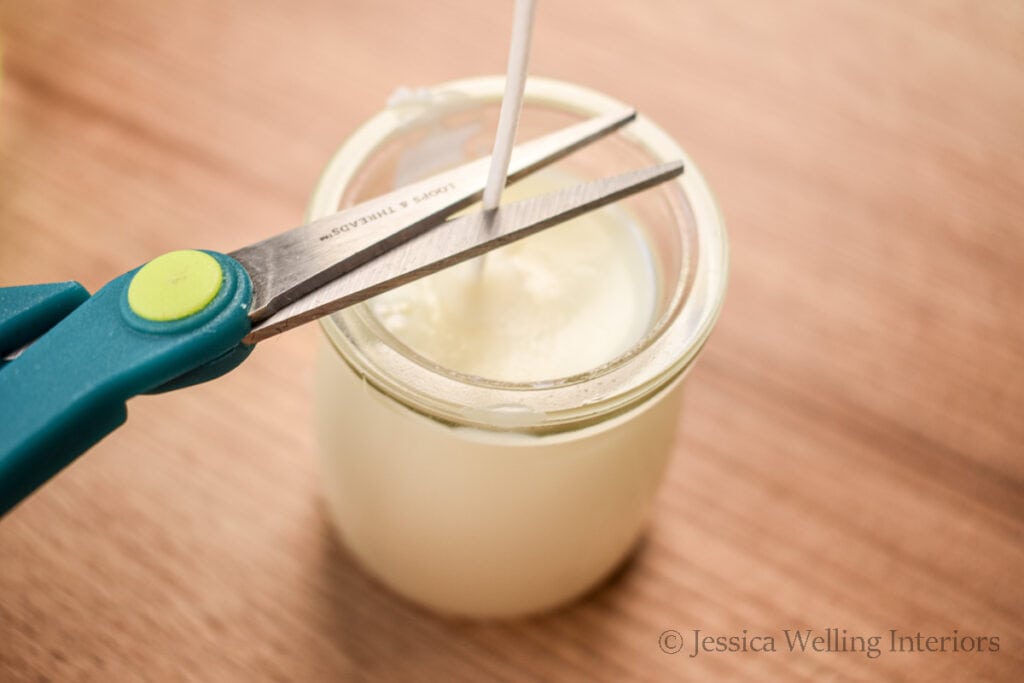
[0,281,90,361]
[0,251,253,516]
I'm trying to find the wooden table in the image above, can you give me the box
[1,1,1021,680]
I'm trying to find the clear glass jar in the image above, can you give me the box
[311,76,727,617]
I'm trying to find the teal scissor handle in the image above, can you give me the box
[0,281,90,363]
[0,250,253,516]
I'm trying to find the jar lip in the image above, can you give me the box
[314,76,729,433]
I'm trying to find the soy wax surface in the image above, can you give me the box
[369,172,658,383]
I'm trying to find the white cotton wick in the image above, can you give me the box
[482,0,538,211]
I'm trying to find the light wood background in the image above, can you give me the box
[1,1,1022,681]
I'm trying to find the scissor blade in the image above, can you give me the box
[230,108,636,322]
[244,161,683,343]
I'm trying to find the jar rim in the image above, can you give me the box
[314,76,729,433]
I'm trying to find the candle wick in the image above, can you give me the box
[482,0,537,213]
[476,0,536,278]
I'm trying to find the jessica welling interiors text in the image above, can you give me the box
[657,628,1001,659]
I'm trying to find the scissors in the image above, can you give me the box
[0,108,683,516]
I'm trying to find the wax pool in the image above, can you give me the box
[369,173,658,383]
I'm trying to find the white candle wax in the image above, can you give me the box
[369,172,658,383]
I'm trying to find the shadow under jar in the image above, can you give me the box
[312,76,727,618]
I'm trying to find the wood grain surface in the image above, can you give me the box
[1,1,1022,681]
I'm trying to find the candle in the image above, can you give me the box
[312,77,728,617]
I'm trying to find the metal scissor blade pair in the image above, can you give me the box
[230,108,637,323]
[244,160,684,343]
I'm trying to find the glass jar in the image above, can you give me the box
[311,76,727,618]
